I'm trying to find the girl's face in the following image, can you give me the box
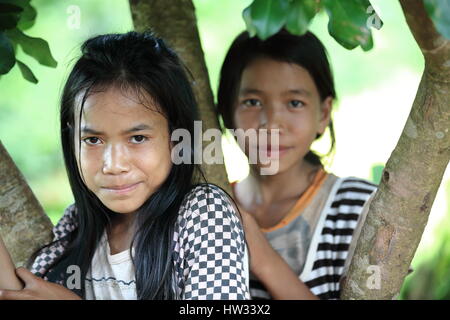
[233,57,332,175]
[74,86,172,215]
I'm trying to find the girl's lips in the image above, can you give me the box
[102,182,141,195]
[259,146,291,156]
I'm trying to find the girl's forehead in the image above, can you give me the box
[239,58,318,95]
[75,86,164,123]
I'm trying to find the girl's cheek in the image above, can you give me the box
[234,111,257,130]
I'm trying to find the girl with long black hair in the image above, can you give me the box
[0,31,249,300]
[217,29,377,299]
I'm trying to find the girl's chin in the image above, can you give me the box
[253,157,300,176]
[101,199,144,215]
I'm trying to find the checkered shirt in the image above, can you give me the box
[30,184,250,300]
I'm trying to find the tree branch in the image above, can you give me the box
[340,0,450,299]
[399,0,450,74]
[0,140,53,267]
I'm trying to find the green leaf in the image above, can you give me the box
[243,6,257,37]
[6,28,57,67]
[17,3,37,30]
[0,2,23,13]
[16,0,36,31]
[249,0,290,40]
[0,31,15,74]
[0,3,23,30]
[360,31,373,51]
[0,0,36,30]
[0,13,20,30]
[424,0,450,40]
[16,58,38,83]
[285,0,319,36]
[323,0,376,50]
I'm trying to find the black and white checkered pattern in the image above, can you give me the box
[173,184,249,299]
[30,184,250,300]
[30,204,77,280]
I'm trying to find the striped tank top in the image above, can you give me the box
[233,169,377,299]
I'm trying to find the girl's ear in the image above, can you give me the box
[318,96,333,135]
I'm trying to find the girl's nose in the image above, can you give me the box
[102,144,130,175]
[259,104,285,131]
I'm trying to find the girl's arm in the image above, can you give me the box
[240,208,319,300]
[0,235,23,290]
[0,267,82,300]
[177,185,250,299]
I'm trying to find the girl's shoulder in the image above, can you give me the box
[52,203,78,241]
[332,174,378,196]
[176,183,240,226]
[323,173,378,212]
[179,183,236,212]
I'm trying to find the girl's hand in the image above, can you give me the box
[0,267,81,300]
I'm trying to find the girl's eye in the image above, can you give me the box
[83,137,102,145]
[243,99,262,108]
[130,135,147,144]
[289,100,305,108]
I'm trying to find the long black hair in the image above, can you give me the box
[29,31,202,299]
[217,29,337,166]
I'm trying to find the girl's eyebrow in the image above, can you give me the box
[239,88,262,95]
[81,124,153,135]
[284,89,312,97]
[239,88,312,97]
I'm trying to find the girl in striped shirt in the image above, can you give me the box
[217,29,377,299]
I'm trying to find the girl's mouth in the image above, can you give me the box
[102,182,141,195]
[259,145,291,158]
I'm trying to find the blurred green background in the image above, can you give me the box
[0,0,448,299]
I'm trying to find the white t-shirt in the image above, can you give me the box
[84,230,250,300]
[85,232,136,300]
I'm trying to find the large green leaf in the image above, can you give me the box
[424,0,450,40]
[16,59,38,83]
[0,3,23,30]
[0,31,15,74]
[285,0,319,36]
[16,0,36,31]
[6,28,57,67]
[323,0,376,51]
[0,0,36,30]
[248,0,290,40]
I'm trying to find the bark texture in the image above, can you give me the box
[0,141,53,267]
[340,0,450,299]
[129,0,231,194]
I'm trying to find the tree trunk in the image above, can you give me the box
[0,140,53,267]
[128,0,231,194]
[341,0,450,299]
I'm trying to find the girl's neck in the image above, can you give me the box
[106,212,136,255]
[250,159,321,206]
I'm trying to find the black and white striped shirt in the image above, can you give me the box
[249,175,377,300]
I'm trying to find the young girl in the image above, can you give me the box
[0,31,249,300]
[217,30,377,300]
